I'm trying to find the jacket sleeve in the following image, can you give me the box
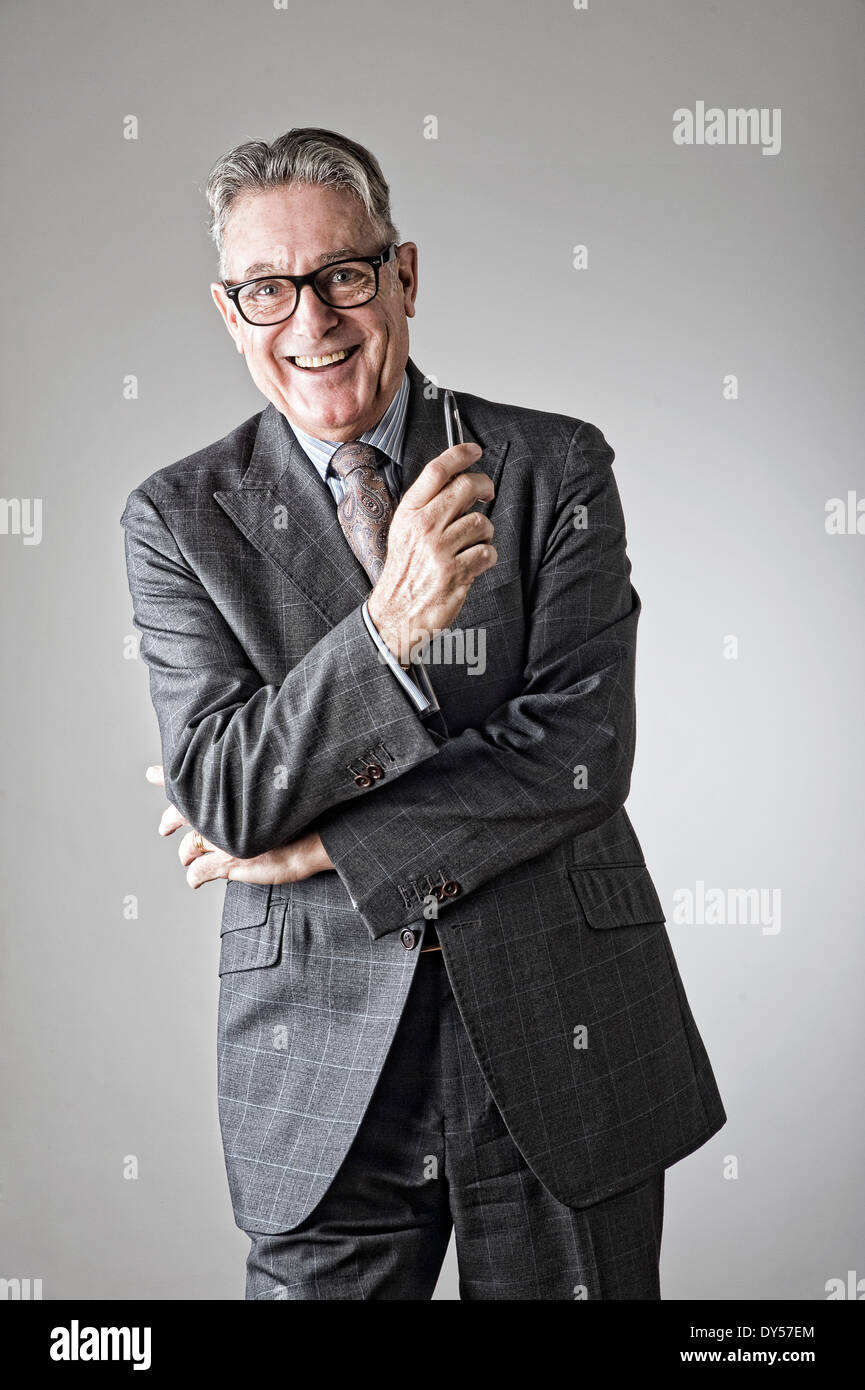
[316,422,641,938]
[120,485,443,859]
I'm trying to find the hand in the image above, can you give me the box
[178,825,333,890]
[146,764,334,889]
[367,441,497,663]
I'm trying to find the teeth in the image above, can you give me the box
[293,349,352,368]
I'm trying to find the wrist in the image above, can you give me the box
[367,594,409,666]
[278,843,300,883]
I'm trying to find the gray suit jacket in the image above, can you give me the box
[121,355,726,1235]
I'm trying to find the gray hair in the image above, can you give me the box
[205,127,399,278]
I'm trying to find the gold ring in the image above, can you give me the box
[193,831,206,853]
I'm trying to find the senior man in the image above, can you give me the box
[121,127,726,1301]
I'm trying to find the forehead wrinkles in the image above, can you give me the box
[224,189,377,277]
[240,244,366,278]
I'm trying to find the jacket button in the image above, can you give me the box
[400,929,418,950]
[354,773,372,788]
[441,880,461,898]
[366,763,384,779]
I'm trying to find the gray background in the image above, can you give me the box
[1,0,862,1300]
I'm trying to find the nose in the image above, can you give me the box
[284,281,341,343]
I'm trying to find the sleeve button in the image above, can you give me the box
[354,773,372,788]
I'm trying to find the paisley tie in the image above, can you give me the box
[329,441,396,585]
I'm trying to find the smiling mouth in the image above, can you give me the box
[289,345,359,371]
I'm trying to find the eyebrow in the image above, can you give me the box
[239,247,363,279]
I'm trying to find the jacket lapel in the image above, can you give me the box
[213,398,369,628]
[399,357,508,504]
[213,355,509,627]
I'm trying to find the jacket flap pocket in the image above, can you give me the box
[218,894,285,976]
[220,882,272,935]
[566,863,666,930]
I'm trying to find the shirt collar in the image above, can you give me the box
[286,369,410,485]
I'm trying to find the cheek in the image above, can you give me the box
[363,311,391,348]
[250,338,282,372]
[368,326,394,369]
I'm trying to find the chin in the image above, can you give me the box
[308,383,377,427]
[305,393,363,427]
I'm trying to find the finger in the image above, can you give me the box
[453,542,498,585]
[443,510,495,555]
[159,803,188,837]
[186,851,229,890]
[220,860,282,886]
[146,764,165,786]
[400,442,484,510]
[178,828,214,867]
[428,470,495,528]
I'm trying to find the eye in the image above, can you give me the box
[326,266,362,286]
[250,280,283,299]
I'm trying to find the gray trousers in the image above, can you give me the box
[245,949,665,1300]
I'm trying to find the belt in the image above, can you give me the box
[420,920,442,953]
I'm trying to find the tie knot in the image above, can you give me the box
[329,440,389,481]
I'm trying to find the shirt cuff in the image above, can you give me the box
[361,600,440,716]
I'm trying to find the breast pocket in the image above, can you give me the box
[218,882,286,974]
[566,863,666,930]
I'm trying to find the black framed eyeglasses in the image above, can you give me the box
[222,243,399,326]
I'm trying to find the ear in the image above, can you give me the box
[395,242,418,320]
[211,282,245,353]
